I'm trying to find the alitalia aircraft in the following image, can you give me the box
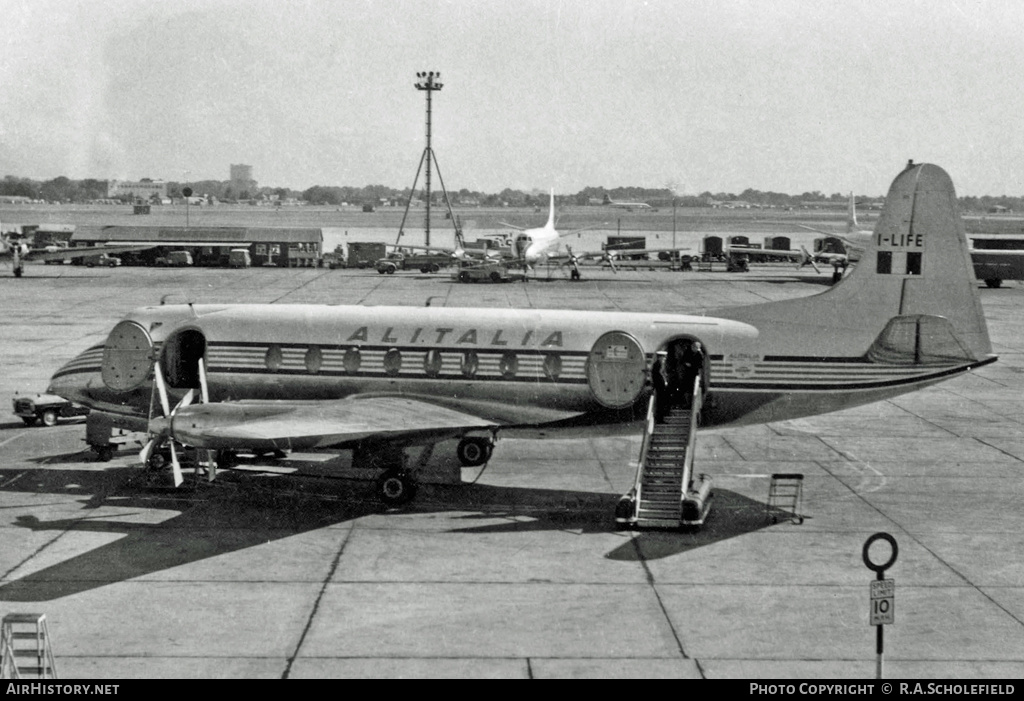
[47,163,995,519]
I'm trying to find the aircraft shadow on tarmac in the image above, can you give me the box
[0,466,781,602]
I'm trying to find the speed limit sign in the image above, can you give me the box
[870,578,895,625]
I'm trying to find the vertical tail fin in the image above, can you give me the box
[717,163,992,361]
[846,191,859,234]
[545,189,556,230]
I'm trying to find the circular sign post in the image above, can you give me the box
[182,186,193,229]
[863,532,898,680]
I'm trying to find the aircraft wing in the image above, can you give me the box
[167,395,498,452]
[727,245,804,260]
[24,245,155,263]
[603,246,692,256]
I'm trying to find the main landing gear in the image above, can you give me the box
[369,436,496,506]
[376,469,418,506]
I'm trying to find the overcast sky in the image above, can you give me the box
[1,0,1021,196]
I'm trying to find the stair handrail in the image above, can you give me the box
[40,619,57,679]
[630,393,658,505]
[680,377,703,493]
[1,626,19,680]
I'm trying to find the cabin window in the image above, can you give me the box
[876,251,892,274]
[906,252,922,275]
[343,347,361,374]
[543,354,562,381]
[423,349,442,377]
[461,350,478,378]
[265,345,283,372]
[500,351,518,379]
[304,347,322,374]
[384,348,402,376]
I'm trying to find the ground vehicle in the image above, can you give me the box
[228,249,252,268]
[12,393,89,427]
[84,253,121,267]
[155,251,193,266]
[347,242,387,269]
[452,260,524,283]
[376,250,452,274]
[167,251,193,266]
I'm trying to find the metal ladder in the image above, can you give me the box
[617,377,713,529]
[1,614,58,679]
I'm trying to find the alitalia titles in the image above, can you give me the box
[342,326,565,348]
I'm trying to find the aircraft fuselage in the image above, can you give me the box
[49,301,988,441]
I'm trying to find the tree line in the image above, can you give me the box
[2,175,1021,213]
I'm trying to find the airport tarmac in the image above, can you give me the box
[1,264,1022,679]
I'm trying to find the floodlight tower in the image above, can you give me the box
[397,71,459,248]
[417,71,441,245]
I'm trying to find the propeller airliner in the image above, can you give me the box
[603,194,653,210]
[46,163,995,527]
[0,229,154,278]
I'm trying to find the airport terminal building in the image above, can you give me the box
[72,225,323,267]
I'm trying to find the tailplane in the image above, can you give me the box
[717,163,992,362]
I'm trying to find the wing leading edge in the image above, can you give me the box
[164,395,498,452]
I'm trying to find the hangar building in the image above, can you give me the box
[71,226,323,267]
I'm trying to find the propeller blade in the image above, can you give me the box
[800,246,821,274]
[174,388,195,414]
[139,438,156,465]
[169,442,183,487]
[153,361,171,416]
[198,357,210,404]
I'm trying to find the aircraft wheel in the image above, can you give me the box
[985,278,1002,289]
[489,271,501,283]
[216,450,237,469]
[430,264,440,273]
[457,437,493,467]
[147,450,168,471]
[376,470,417,506]
[14,267,23,278]
[94,444,114,462]
[41,410,59,427]
[459,271,470,283]
[21,416,37,427]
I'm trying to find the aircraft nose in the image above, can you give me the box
[46,346,104,403]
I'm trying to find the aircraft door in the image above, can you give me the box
[101,320,154,392]
[653,337,708,420]
[160,328,207,388]
[586,331,647,408]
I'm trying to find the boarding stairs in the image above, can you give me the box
[1,614,58,679]
[616,377,713,529]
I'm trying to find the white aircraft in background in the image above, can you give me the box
[603,194,652,210]
[0,229,153,278]
[49,163,994,528]
[498,190,687,279]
